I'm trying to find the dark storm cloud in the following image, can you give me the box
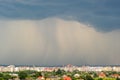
[0,0,120,31]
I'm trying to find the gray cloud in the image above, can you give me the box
[0,18,120,66]
[0,0,120,31]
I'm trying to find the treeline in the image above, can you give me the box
[0,70,120,80]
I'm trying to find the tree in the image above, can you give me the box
[0,73,12,80]
[85,75,94,80]
[0,73,3,77]
[97,78,103,80]
[56,69,62,75]
[33,72,42,78]
[0,77,4,80]
[3,74,12,80]
[18,71,28,80]
[116,77,120,80]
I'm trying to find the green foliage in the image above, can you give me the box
[116,77,120,80]
[3,74,12,80]
[94,77,116,80]
[56,69,62,76]
[0,77,4,80]
[18,71,28,79]
[18,70,40,79]
[25,76,34,80]
[0,70,118,80]
[85,75,94,80]
[0,73,12,80]
[55,69,66,77]
[89,71,98,78]
[96,78,103,80]
[79,72,94,80]
[0,73,3,77]
[32,72,42,78]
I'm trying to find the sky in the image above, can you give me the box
[0,0,120,66]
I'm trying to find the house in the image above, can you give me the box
[111,74,120,78]
[36,76,45,80]
[98,72,106,78]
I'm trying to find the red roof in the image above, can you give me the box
[64,76,72,80]
[99,72,106,78]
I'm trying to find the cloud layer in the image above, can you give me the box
[0,18,120,66]
[0,0,120,31]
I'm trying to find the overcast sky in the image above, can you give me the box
[0,0,120,66]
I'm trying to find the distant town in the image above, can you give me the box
[0,64,120,80]
[1,64,120,72]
